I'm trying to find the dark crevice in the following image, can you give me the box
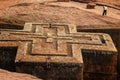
[0,47,18,72]
[0,23,23,30]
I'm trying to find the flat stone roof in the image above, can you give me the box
[0,23,117,65]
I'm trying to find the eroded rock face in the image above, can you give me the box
[0,69,42,80]
[0,0,119,26]
[86,2,96,9]
[79,0,120,5]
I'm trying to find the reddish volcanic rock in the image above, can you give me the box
[0,0,119,27]
[0,69,42,80]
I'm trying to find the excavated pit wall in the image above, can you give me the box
[82,50,117,80]
[16,63,82,80]
[0,47,18,71]
[77,28,120,80]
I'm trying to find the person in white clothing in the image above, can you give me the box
[102,5,108,16]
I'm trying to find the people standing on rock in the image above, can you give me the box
[102,5,108,16]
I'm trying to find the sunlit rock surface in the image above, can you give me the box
[0,69,42,80]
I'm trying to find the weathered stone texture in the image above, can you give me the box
[0,69,42,80]
[74,0,96,2]
[75,0,120,3]
[86,3,96,9]
[82,50,117,80]
[57,0,70,2]
[84,73,117,80]
[16,63,82,80]
[0,47,17,72]
[0,23,117,80]
[77,28,120,79]
[82,50,117,72]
